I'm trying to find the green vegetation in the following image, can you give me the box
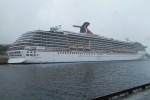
[145,53,150,59]
[0,45,9,55]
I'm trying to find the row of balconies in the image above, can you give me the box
[11,41,144,51]
[18,32,134,47]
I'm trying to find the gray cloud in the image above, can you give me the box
[0,0,150,53]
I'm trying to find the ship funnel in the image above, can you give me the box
[73,22,93,34]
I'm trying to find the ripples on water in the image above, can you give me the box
[0,60,150,100]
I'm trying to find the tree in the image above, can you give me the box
[0,45,9,55]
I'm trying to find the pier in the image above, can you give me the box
[0,55,8,64]
[92,83,150,100]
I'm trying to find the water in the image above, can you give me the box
[0,60,150,100]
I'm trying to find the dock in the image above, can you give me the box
[92,83,150,100]
[0,55,8,64]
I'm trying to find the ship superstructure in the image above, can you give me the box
[7,22,146,63]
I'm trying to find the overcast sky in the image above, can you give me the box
[0,0,150,53]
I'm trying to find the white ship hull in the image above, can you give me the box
[7,50,146,64]
[7,22,147,64]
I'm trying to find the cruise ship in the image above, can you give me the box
[7,22,147,63]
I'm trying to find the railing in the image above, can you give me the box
[92,83,150,100]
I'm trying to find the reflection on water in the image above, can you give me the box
[0,60,150,100]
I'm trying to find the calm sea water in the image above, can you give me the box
[0,60,150,100]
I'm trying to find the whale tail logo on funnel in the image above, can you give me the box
[73,22,93,34]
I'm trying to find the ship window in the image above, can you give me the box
[27,51,29,53]
[26,54,29,56]
[34,54,36,56]
[34,51,36,53]
[30,51,32,53]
